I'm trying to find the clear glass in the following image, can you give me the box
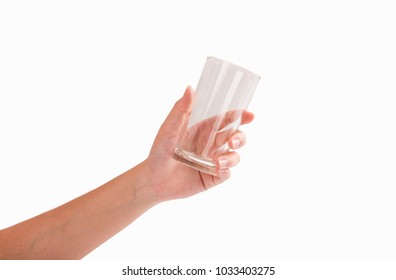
[174,56,260,175]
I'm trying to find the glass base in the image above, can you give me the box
[174,147,218,176]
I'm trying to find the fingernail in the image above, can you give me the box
[219,168,228,176]
[232,138,240,148]
[219,158,228,168]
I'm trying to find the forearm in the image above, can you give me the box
[0,161,158,259]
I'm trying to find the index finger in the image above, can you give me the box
[241,111,255,125]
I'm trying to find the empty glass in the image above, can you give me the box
[174,56,260,175]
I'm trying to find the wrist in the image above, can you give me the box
[125,161,162,209]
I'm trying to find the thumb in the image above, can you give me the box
[162,86,194,136]
[177,85,194,114]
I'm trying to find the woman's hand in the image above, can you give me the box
[143,86,254,202]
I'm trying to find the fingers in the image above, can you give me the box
[217,169,231,180]
[228,131,247,149]
[241,111,255,125]
[216,151,240,169]
[205,112,253,183]
[158,86,194,139]
[199,168,231,190]
[210,152,238,184]
[217,110,254,131]
[176,86,194,114]
[211,130,247,180]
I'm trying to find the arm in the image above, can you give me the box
[0,162,156,259]
[0,86,254,259]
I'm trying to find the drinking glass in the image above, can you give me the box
[174,56,260,175]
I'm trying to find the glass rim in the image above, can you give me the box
[207,56,261,80]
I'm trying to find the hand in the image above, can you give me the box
[176,108,249,160]
[142,86,254,202]
[0,86,254,260]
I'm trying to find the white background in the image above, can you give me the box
[0,0,395,261]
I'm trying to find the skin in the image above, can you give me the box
[0,86,254,259]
